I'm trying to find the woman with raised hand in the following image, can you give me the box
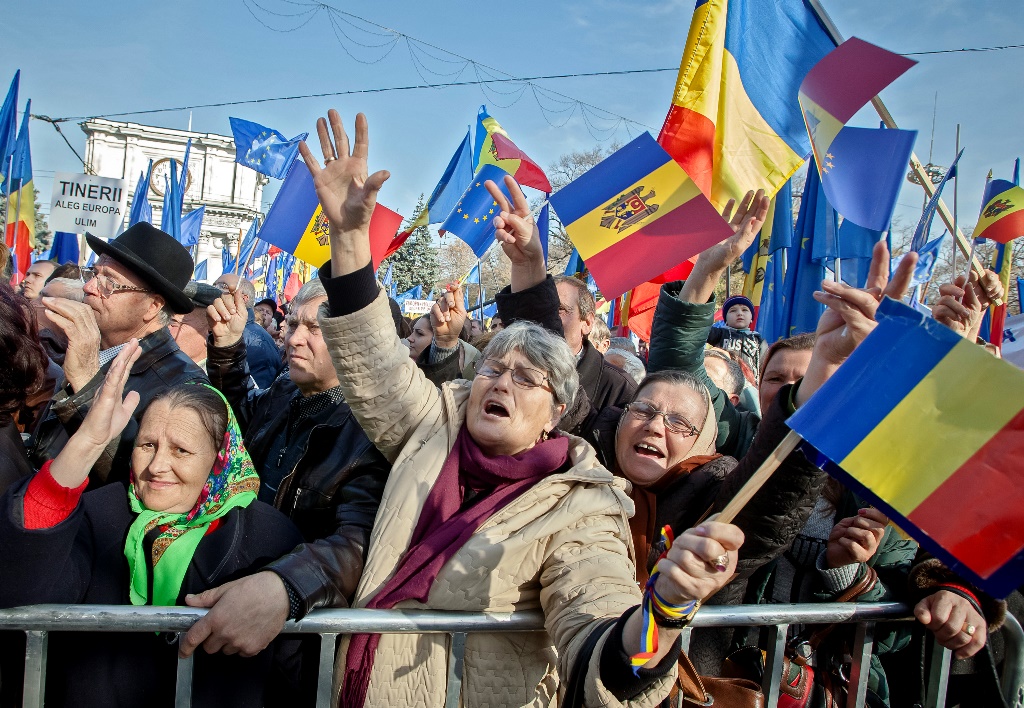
[0,341,304,708]
[298,109,744,708]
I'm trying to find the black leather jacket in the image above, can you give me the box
[206,337,390,616]
[29,327,208,486]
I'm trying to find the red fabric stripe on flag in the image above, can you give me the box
[5,222,31,279]
[657,105,715,198]
[907,408,1024,579]
[978,210,1024,245]
[368,204,405,270]
[584,199,728,300]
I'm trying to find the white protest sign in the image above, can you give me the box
[49,172,130,238]
[402,299,434,315]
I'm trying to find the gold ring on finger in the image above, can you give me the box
[963,623,977,637]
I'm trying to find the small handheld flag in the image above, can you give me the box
[789,297,1024,597]
[974,179,1024,244]
[439,164,514,258]
[258,159,403,269]
[548,132,734,300]
[395,130,474,240]
[473,107,552,192]
[799,38,918,231]
[229,117,308,180]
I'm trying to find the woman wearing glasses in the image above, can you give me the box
[300,110,743,708]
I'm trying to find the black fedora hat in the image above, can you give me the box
[86,223,195,313]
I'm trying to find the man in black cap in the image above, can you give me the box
[30,222,208,484]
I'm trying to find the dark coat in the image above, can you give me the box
[587,382,828,674]
[206,338,390,616]
[494,276,636,433]
[243,309,283,389]
[647,281,759,457]
[0,477,304,708]
[28,327,208,486]
[0,419,32,498]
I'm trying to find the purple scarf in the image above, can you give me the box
[339,426,569,708]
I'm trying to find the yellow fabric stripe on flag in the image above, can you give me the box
[711,52,803,210]
[798,94,845,169]
[8,183,37,247]
[667,0,724,122]
[742,197,777,305]
[568,161,703,261]
[293,205,332,267]
[842,339,1024,512]
[477,115,522,176]
[975,187,1024,237]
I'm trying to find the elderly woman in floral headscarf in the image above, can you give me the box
[0,340,304,708]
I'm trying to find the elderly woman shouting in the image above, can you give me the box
[0,341,303,707]
[299,110,745,707]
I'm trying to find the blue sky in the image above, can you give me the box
[4,0,1023,234]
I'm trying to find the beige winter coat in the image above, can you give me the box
[320,290,675,707]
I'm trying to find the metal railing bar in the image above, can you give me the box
[174,632,193,708]
[316,633,338,708]
[0,602,914,634]
[846,621,874,708]
[762,623,788,706]
[22,630,47,708]
[924,637,952,708]
[1001,613,1024,708]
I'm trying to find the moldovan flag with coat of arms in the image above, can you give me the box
[548,132,733,300]
[788,297,1024,597]
[257,159,403,269]
[974,178,1024,244]
[658,0,835,208]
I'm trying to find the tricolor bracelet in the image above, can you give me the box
[629,526,702,674]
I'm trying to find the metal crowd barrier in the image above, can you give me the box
[0,602,983,708]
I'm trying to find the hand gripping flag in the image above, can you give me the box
[229,117,309,180]
[258,159,403,269]
[548,132,734,300]
[798,38,918,231]
[657,0,835,208]
[473,106,552,192]
[788,297,1024,597]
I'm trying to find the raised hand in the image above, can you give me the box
[42,296,103,393]
[486,176,547,291]
[430,284,467,348]
[297,110,390,276]
[826,507,888,568]
[49,340,143,489]
[207,288,248,348]
[653,520,745,604]
[915,589,988,659]
[932,269,1000,341]
[681,189,769,304]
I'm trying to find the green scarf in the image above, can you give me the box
[125,385,260,606]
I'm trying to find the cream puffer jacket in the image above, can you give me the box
[320,290,675,707]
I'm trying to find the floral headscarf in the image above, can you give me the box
[125,385,260,606]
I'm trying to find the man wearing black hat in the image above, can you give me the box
[30,223,208,484]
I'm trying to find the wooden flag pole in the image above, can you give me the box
[715,430,804,524]
[806,0,997,303]
[233,228,244,276]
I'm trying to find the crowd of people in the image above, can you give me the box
[0,108,1017,708]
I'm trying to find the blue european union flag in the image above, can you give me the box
[160,161,182,242]
[778,157,828,337]
[194,260,208,281]
[911,149,961,253]
[819,126,917,232]
[180,205,205,248]
[440,164,513,258]
[128,161,153,227]
[229,117,308,180]
[50,231,80,266]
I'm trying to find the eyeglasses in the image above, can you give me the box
[80,268,151,299]
[624,401,699,437]
[475,359,554,393]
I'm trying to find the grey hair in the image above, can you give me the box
[291,278,327,309]
[704,349,745,397]
[156,303,175,327]
[630,369,712,428]
[606,348,646,386]
[237,278,257,305]
[609,336,636,356]
[480,321,578,409]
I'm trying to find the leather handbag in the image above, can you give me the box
[672,651,764,708]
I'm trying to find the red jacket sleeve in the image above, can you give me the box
[23,460,88,529]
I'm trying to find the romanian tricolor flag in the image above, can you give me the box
[974,178,1024,244]
[798,38,918,231]
[789,297,1024,596]
[257,159,403,269]
[5,99,34,282]
[473,106,551,192]
[658,0,835,209]
[549,133,732,301]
